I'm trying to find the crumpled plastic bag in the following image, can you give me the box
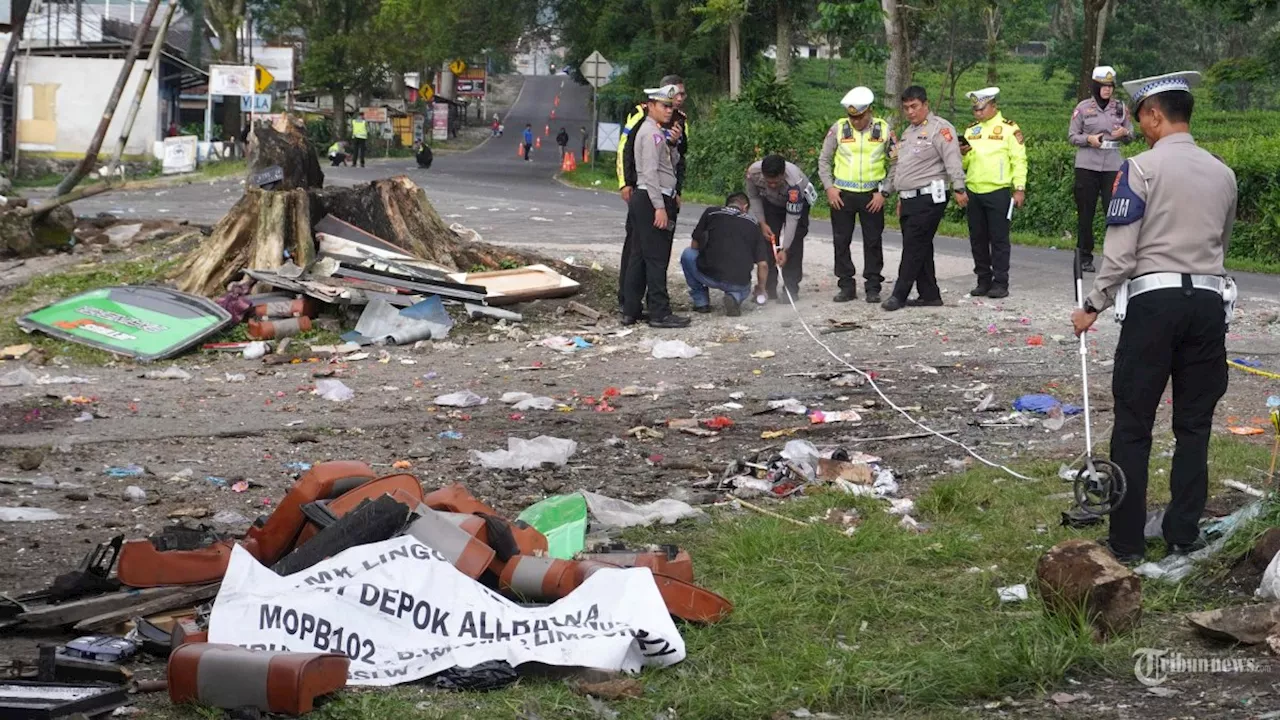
[435,390,488,407]
[581,490,705,528]
[652,340,702,359]
[243,341,269,359]
[501,392,556,410]
[0,507,64,522]
[1013,394,1081,415]
[313,379,355,402]
[143,365,191,381]
[1258,550,1280,600]
[471,436,577,470]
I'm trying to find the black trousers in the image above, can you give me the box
[831,191,886,292]
[623,193,677,320]
[353,138,367,166]
[890,195,947,303]
[1075,168,1117,263]
[763,201,809,297]
[1108,286,1228,556]
[967,187,1013,287]
[618,202,679,309]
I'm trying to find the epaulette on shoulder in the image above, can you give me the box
[1003,118,1017,126]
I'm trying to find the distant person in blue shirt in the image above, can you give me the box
[522,124,534,161]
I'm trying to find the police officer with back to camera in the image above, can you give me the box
[622,84,690,329]
[1070,71,1238,565]
[961,87,1027,299]
[617,75,689,315]
[818,86,894,304]
[1069,65,1134,273]
[882,86,968,311]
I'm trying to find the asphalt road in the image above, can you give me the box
[33,74,1280,302]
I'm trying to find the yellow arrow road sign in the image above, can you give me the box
[255,64,275,94]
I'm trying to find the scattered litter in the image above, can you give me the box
[105,465,145,478]
[74,411,94,423]
[652,340,701,359]
[809,409,861,424]
[1,344,32,359]
[997,584,1029,602]
[768,399,808,415]
[582,490,704,528]
[1225,479,1266,498]
[517,494,588,559]
[501,392,557,410]
[0,367,97,386]
[830,373,865,388]
[438,430,464,440]
[314,379,355,402]
[224,373,246,383]
[471,436,577,469]
[761,428,802,439]
[211,510,250,525]
[231,481,250,493]
[750,350,776,359]
[0,506,64,521]
[122,486,147,502]
[435,390,488,407]
[142,365,192,381]
[1013,394,1081,415]
[1137,500,1263,581]
[628,426,664,440]
[351,297,453,345]
[887,498,915,516]
[1228,426,1265,436]
[912,364,939,374]
[243,341,269,359]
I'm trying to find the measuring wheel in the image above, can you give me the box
[1073,458,1127,516]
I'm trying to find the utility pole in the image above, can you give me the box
[0,0,33,165]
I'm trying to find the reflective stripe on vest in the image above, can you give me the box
[616,105,645,188]
[832,118,888,191]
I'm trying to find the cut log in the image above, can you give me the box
[1035,539,1142,639]
[246,114,324,191]
[174,188,314,297]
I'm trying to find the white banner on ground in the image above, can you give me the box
[207,536,685,687]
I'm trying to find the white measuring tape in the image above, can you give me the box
[780,286,1037,482]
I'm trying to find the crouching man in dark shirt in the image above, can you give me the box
[680,192,771,317]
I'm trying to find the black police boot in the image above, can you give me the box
[723,295,742,317]
[907,297,944,307]
[969,283,992,298]
[865,287,881,304]
[987,285,1009,299]
[1081,257,1096,273]
[1167,535,1209,556]
[833,288,856,303]
[692,304,712,314]
[649,314,692,329]
[1098,538,1145,566]
[880,296,905,312]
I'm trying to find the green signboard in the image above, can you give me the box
[18,286,234,362]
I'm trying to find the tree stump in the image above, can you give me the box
[308,176,457,265]
[246,114,324,191]
[174,188,314,297]
[1035,539,1142,639]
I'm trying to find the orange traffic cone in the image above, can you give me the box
[567,153,577,171]
[518,143,524,158]
[550,109,556,119]
[554,96,560,107]
[583,151,591,164]
[544,125,550,136]
[535,136,541,149]
[561,153,572,172]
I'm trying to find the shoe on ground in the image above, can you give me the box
[880,297,905,312]
[987,285,1009,299]
[1167,535,1208,556]
[865,289,881,304]
[1081,259,1097,273]
[724,295,742,317]
[648,314,691,329]
[969,284,992,298]
[692,305,712,314]
[621,316,638,326]
[833,290,856,303]
[907,297,944,307]
[1098,537,1144,566]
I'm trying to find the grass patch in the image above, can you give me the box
[151,436,1275,719]
[561,154,1280,274]
[0,257,180,364]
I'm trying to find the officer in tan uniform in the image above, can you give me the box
[1071,71,1238,565]
[882,86,968,311]
[623,84,690,329]
[1069,65,1134,273]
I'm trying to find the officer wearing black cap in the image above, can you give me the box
[1071,71,1239,565]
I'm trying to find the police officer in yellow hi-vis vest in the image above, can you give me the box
[350,117,369,168]
[819,86,894,304]
[960,87,1026,298]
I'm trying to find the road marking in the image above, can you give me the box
[560,80,565,89]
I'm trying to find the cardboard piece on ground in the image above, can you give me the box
[446,265,579,306]
[1,344,31,360]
